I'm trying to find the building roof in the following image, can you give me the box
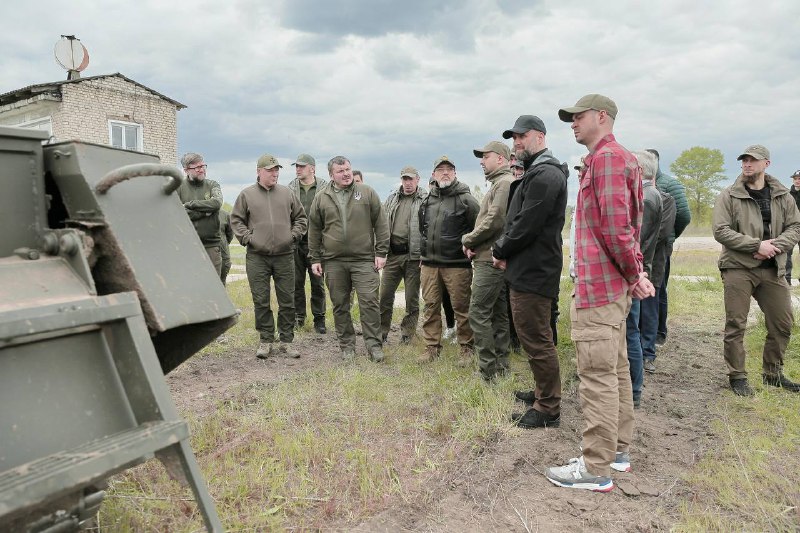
[0,72,186,109]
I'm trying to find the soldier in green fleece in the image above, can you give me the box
[178,152,223,274]
[308,156,390,362]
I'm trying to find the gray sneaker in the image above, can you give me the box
[643,359,656,374]
[545,456,614,492]
[256,342,272,359]
[341,348,356,361]
[369,347,385,363]
[610,451,631,473]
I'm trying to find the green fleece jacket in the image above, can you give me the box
[308,182,389,263]
[230,182,307,256]
[177,177,222,246]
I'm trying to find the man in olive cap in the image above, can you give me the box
[287,153,328,334]
[545,94,654,492]
[493,117,568,427]
[712,144,800,396]
[379,166,427,344]
[464,141,515,381]
[231,154,308,360]
[419,156,480,364]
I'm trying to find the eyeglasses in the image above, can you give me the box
[186,164,207,171]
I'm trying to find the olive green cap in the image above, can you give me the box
[433,155,456,170]
[736,144,770,161]
[400,165,419,178]
[292,153,316,166]
[559,94,618,122]
[257,154,282,169]
[473,141,511,159]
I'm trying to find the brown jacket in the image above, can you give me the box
[231,182,307,256]
[462,166,514,262]
[712,173,800,278]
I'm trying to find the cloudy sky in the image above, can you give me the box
[3,0,799,204]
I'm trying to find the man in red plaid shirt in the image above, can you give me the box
[545,94,655,492]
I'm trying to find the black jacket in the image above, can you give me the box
[493,149,568,298]
[419,179,479,267]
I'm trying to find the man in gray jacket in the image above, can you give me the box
[379,166,427,344]
[712,144,800,396]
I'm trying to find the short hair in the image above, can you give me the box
[352,170,363,180]
[327,155,350,175]
[633,151,658,180]
[645,148,660,160]
[181,152,204,168]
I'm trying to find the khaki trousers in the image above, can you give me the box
[420,265,473,348]
[721,268,793,379]
[570,293,634,477]
[379,254,421,338]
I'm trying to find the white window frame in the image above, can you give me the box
[18,116,53,136]
[108,119,143,151]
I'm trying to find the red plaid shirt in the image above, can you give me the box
[574,134,643,308]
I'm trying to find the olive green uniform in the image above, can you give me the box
[219,209,234,284]
[308,183,389,352]
[379,184,427,339]
[231,182,307,343]
[287,176,328,327]
[177,177,223,274]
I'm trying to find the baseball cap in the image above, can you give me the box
[400,165,419,178]
[257,154,282,169]
[433,155,456,170]
[558,94,618,122]
[291,153,316,166]
[736,144,770,161]
[502,115,547,139]
[473,141,511,159]
[512,160,524,169]
[792,170,800,178]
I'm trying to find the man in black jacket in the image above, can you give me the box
[493,115,568,429]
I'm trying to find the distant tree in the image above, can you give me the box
[670,146,726,222]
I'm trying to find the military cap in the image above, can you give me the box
[433,155,456,170]
[473,141,512,159]
[400,165,419,178]
[257,154,282,169]
[292,153,316,166]
[559,94,618,122]
[512,160,524,169]
[502,115,547,139]
[736,144,770,161]
[792,170,800,178]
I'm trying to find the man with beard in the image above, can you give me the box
[463,141,515,382]
[493,116,567,427]
[418,156,480,364]
[712,145,800,396]
[178,152,223,275]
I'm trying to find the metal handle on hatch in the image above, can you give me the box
[95,164,184,195]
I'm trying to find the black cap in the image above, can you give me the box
[502,115,547,139]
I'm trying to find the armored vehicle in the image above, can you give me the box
[0,126,237,531]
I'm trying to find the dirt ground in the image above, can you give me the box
[166,312,722,532]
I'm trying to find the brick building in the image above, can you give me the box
[0,73,185,165]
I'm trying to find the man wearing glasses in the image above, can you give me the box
[178,152,224,275]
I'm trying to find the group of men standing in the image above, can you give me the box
[175,91,800,495]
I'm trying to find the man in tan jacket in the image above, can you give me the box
[462,141,515,381]
[712,144,800,396]
[231,154,307,359]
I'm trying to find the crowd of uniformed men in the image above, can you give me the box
[176,93,800,493]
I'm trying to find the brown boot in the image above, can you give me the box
[418,346,439,364]
[457,345,474,368]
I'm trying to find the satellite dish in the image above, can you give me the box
[54,35,90,80]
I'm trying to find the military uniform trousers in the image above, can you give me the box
[205,245,222,276]
[570,293,634,478]
[324,259,382,351]
[721,267,793,380]
[246,252,295,343]
[379,254,421,338]
[420,265,473,348]
[469,261,510,378]
[220,243,231,285]
[294,240,326,325]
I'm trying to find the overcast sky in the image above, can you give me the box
[3,0,799,204]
